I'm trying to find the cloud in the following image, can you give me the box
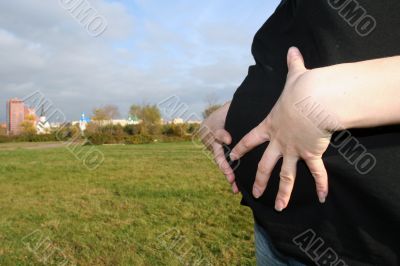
[0,0,280,122]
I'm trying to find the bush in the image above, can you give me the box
[17,133,58,142]
[55,124,81,141]
[162,124,188,137]
[124,134,154,144]
[0,134,62,143]
[158,135,193,143]
[123,124,142,135]
[0,135,12,143]
[86,133,113,145]
[85,124,127,145]
[0,123,197,145]
[187,123,200,134]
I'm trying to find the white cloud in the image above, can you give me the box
[0,0,279,122]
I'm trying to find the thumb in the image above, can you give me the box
[287,47,306,74]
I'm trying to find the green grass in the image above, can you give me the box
[0,142,255,265]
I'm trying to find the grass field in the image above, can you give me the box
[0,142,255,266]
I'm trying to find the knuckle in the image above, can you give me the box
[214,129,224,140]
[213,148,224,158]
[279,172,294,184]
[214,154,224,164]
[257,162,270,176]
[276,189,291,202]
[242,137,252,150]
[276,194,288,203]
[301,151,314,161]
[310,170,325,181]
[254,175,266,187]
[218,160,228,170]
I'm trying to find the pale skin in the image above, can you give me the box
[200,101,239,193]
[202,47,400,211]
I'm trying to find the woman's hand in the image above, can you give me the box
[200,102,239,193]
[230,47,333,211]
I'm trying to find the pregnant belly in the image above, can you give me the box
[224,65,320,207]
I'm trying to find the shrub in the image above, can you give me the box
[86,133,113,145]
[187,123,200,134]
[55,124,81,141]
[0,133,66,143]
[162,124,188,137]
[0,135,12,143]
[123,124,141,135]
[85,124,127,145]
[124,134,154,144]
[17,133,58,142]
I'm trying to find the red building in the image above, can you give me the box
[6,98,37,135]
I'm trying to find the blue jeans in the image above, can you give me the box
[254,222,306,266]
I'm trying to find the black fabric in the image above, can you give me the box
[224,1,400,265]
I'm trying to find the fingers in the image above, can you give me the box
[201,129,214,151]
[232,182,239,194]
[287,47,306,74]
[275,156,298,212]
[305,158,328,203]
[253,142,281,198]
[230,122,269,161]
[212,129,235,183]
[214,129,232,145]
[213,143,235,183]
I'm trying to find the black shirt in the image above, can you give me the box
[225,1,400,265]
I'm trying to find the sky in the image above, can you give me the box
[0,0,280,122]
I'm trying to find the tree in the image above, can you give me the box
[129,104,162,135]
[129,104,161,124]
[129,105,142,118]
[0,125,6,136]
[92,105,120,121]
[20,114,37,135]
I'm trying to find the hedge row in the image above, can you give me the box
[0,123,201,145]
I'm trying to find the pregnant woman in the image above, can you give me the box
[201,1,400,265]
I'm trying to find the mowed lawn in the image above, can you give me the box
[0,142,255,266]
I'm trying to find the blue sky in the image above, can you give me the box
[0,0,280,122]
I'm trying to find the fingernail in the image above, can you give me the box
[253,187,261,198]
[229,153,237,161]
[318,192,327,203]
[275,200,285,212]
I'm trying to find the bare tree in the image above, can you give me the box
[92,105,120,121]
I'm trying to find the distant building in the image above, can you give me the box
[71,114,143,130]
[6,98,37,135]
[172,118,184,124]
[127,115,140,125]
[187,120,202,124]
[36,106,51,134]
[95,117,142,126]
[164,118,202,125]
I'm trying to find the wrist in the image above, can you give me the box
[308,65,373,131]
[296,68,348,132]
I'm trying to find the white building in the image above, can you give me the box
[172,118,184,124]
[71,114,142,129]
[36,116,51,134]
